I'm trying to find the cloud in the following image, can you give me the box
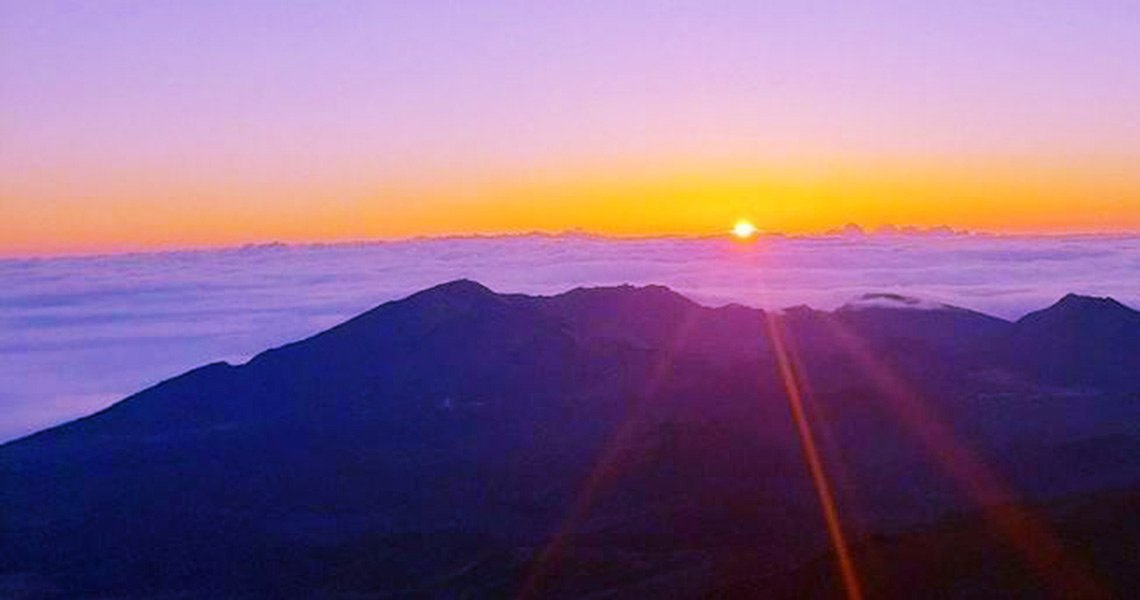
[2,232,1139,442]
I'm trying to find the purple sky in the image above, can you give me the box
[3,2,1139,252]
[7,1,1135,168]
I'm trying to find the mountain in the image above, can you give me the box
[1006,293,1140,391]
[835,292,1012,354]
[2,282,1139,598]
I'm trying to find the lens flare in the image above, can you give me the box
[766,313,864,600]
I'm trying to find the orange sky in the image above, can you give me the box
[2,3,1138,256]
[4,154,1138,256]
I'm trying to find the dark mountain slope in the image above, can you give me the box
[0,282,816,597]
[1006,293,1140,391]
[541,284,770,359]
[708,488,1140,599]
[835,293,1012,355]
[2,282,1139,598]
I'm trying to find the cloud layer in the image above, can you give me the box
[3,233,1139,442]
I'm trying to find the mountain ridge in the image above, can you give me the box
[5,282,1136,450]
[2,280,1139,597]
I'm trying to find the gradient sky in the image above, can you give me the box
[2,1,1138,254]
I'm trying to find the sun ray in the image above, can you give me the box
[517,309,702,598]
[766,313,864,600]
[815,313,1107,598]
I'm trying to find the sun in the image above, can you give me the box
[732,219,759,239]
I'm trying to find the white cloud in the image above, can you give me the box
[2,232,1139,442]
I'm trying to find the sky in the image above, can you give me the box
[2,1,1139,255]
[3,231,1140,442]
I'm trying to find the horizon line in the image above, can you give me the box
[6,225,1140,261]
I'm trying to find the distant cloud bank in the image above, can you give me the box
[2,233,1139,442]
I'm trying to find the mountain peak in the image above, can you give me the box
[1018,293,1139,326]
[391,278,503,316]
[418,278,495,297]
[325,279,502,335]
[1053,293,1131,311]
[555,283,697,310]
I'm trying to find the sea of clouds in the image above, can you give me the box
[3,232,1140,442]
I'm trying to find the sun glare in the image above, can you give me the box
[732,220,759,239]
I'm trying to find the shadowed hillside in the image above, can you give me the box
[2,280,1139,598]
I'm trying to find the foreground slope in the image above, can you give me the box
[2,280,1139,597]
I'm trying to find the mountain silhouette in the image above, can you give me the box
[1006,293,1140,390]
[2,282,1138,597]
